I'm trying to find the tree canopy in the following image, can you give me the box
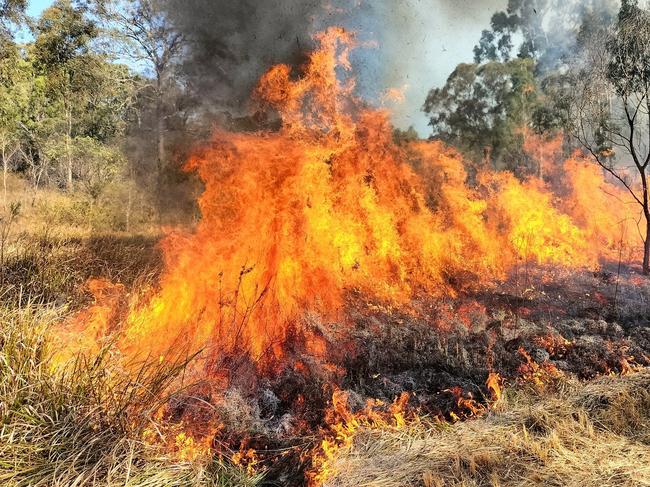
[424,59,557,174]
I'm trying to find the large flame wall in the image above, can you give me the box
[64,28,638,369]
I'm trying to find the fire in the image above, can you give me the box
[486,372,503,401]
[308,390,412,486]
[62,27,639,381]
[381,86,407,104]
[53,278,124,367]
[310,372,504,483]
[517,347,565,389]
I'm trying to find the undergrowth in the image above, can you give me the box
[0,303,262,487]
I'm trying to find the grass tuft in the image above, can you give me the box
[0,303,261,487]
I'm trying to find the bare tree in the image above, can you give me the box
[570,0,650,274]
[92,0,184,197]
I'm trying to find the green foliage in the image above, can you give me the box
[0,40,33,179]
[43,136,125,198]
[33,0,96,69]
[606,0,650,98]
[474,0,617,70]
[0,0,26,36]
[0,0,138,199]
[474,0,536,63]
[424,59,554,172]
[92,0,184,80]
[426,0,619,174]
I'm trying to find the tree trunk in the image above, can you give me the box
[157,107,165,182]
[156,77,165,223]
[643,216,650,275]
[126,166,133,232]
[66,107,73,192]
[1,142,7,209]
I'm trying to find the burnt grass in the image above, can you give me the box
[337,261,650,406]
[202,261,650,485]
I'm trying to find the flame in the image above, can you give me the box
[310,373,504,483]
[63,27,639,377]
[53,278,124,367]
[486,372,502,401]
[517,347,565,388]
[308,390,412,486]
[381,86,407,104]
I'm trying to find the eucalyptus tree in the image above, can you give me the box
[0,41,28,204]
[32,0,97,190]
[91,0,184,194]
[0,0,26,36]
[570,0,650,273]
[423,59,547,175]
[31,0,136,194]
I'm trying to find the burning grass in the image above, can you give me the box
[1,26,650,486]
[318,370,650,486]
[61,27,644,377]
[1,272,649,485]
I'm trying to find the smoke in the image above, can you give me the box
[164,0,619,136]
[164,0,340,116]
[352,0,506,132]
[164,0,505,134]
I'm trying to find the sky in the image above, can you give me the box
[14,0,52,42]
[24,0,506,135]
[349,0,506,133]
[27,0,52,17]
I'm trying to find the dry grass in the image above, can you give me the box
[0,303,263,487]
[0,181,261,485]
[0,177,164,307]
[0,231,162,307]
[323,371,650,487]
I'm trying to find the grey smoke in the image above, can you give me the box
[165,0,616,136]
[165,0,508,134]
[164,0,334,113]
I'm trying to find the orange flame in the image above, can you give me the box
[486,372,502,401]
[62,27,639,376]
[308,390,412,486]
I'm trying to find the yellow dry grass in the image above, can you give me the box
[323,370,650,487]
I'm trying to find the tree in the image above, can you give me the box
[423,59,552,174]
[91,0,184,199]
[32,0,97,190]
[0,1,28,204]
[0,40,32,205]
[474,0,617,71]
[393,126,419,145]
[0,0,26,35]
[570,0,650,273]
[31,0,135,194]
[474,0,547,64]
